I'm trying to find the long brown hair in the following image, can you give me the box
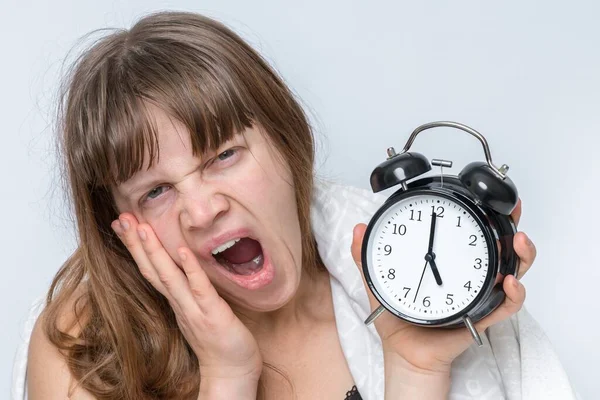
[44,11,321,399]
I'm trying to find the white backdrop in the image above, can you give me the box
[2,1,598,399]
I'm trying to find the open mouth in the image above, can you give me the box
[212,237,265,276]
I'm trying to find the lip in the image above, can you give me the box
[197,227,275,290]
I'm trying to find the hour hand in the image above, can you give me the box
[425,253,443,286]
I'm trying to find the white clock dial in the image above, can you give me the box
[366,193,491,322]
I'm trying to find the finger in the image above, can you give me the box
[513,231,537,279]
[475,275,526,332]
[351,224,405,338]
[351,224,381,312]
[511,198,522,227]
[177,247,224,316]
[136,222,201,313]
[111,216,169,297]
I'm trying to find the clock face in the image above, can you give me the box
[364,191,496,324]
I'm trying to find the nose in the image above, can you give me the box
[179,185,229,231]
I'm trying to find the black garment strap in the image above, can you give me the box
[344,385,363,400]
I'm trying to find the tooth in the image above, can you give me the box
[211,238,241,255]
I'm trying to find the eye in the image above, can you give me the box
[217,148,236,161]
[142,185,170,203]
[209,147,241,168]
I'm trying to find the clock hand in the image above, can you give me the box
[427,211,437,255]
[425,253,443,286]
[413,260,429,303]
[425,211,443,285]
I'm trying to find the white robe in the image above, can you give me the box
[11,180,578,400]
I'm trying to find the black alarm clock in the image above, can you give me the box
[361,121,520,346]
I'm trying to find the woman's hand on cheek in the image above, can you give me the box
[350,211,536,398]
[112,213,262,397]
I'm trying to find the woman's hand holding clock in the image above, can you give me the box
[351,200,537,398]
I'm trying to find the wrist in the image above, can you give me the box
[384,352,451,400]
[198,376,259,400]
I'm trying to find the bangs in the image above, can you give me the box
[72,35,255,189]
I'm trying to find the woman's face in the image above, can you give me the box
[112,105,303,312]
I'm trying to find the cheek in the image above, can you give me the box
[238,163,297,224]
[147,210,185,262]
[228,151,302,257]
[244,150,296,210]
[252,163,303,260]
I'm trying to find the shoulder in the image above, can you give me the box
[27,286,96,400]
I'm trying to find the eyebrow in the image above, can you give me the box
[119,158,204,201]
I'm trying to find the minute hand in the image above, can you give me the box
[428,211,437,254]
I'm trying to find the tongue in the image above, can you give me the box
[216,238,264,276]
[220,238,262,264]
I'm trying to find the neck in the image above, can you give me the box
[233,267,333,338]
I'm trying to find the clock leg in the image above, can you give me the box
[463,315,483,347]
[364,305,386,326]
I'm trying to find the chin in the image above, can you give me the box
[220,263,302,313]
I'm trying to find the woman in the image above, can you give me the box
[24,10,570,400]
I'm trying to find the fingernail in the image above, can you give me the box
[179,250,187,261]
[513,277,520,288]
[120,218,129,231]
[111,221,123,235]
[526,237,533,247]
[137,227,147,241]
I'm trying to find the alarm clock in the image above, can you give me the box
[361,121,520,346]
